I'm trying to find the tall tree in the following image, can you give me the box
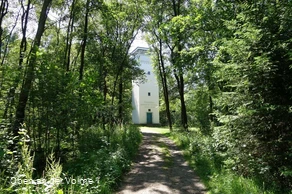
[79,0,89,82]
[170,0,189,131]
[0,0,8,58]
[96,0,144,124]
[63,0,77,72]
[145,0,173,130]
[13,0,52,136]
[3,0,31,120]
[155,38,172,131]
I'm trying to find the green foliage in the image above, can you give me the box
[9,145,63,194]
[211,2,292,191]
[0,128,63,194]
[1,0,145,192]
[150,0,292,192]
[1,0,292,192]
[0,122,16,192]
[0,125,141,193]
[186,88,211,133]
[62,125,142,193]
[170,130,275,194]
[209,171,273,194]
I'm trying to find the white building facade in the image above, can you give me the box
[132,47,160,124]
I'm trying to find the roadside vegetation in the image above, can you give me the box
[168,128,290,194]
[0,0,143,193]
[0,125,141,193]
[145,0,292,193]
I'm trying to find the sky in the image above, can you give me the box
[129,31,149,53]
[130,39,149,53]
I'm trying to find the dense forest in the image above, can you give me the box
[0,0,291,193]
[146,0,292,193]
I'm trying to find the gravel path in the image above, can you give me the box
[116,128,206,194]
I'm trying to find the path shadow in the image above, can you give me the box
[116,132,207,194]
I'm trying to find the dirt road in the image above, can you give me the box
[116,127,206,194]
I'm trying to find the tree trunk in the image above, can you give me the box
[156,38,172,131]
[209,95,214,122]
[111,30,138,106]
[64,0,76,71]
[173,69,188,131]
[172,44,188,131]
[171,0,188,131]
[79,0,89,82]
[13,0,52,136]
[19,0,30,68]
[0,0,8,98]
[3,0,30,120]
[179,74,188,130]
[0,0,8,59]
[118,77,123,124]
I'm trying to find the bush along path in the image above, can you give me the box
[116,127,206,194]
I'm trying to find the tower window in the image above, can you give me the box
[147,71,151,75]
[148,92,151,96]
[148,109,151,112]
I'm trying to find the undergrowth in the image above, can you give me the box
[62,124,142,193]
[169,129,279,194]
[0,124,142,193]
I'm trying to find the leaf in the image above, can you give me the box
[0,149,4,158]
[57,190,64,194]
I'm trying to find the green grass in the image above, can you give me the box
[208,171,273,194]
[168,129,276,194]
[140,126,170,134]
[157,141,173,169]
[142,126,173,169]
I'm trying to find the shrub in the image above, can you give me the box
[0,124,142,193]
[62,124,142,193]
[170,129,276,194]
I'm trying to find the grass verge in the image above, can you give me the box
[168,129,276,194]
[140,126,170,134]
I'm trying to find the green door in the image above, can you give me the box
[146,112,153,124]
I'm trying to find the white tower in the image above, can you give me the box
[131,47,160,124]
